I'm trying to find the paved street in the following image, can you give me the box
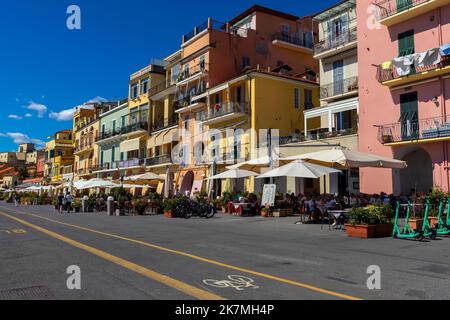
[1,202,449,300]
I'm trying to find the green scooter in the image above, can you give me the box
[393,201,424,240]
[421,199,437,240]
[434,198,450,236]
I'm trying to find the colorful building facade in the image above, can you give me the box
[358,0,450,194]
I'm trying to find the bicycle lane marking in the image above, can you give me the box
[0,210,225,301]
[0,206,363,300]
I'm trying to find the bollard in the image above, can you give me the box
[82,195,89,213]
[107,196,115,216]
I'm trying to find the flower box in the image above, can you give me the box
[345,224,376,238]
[408,218,424,231]
[164,211,174,218]
[429,217,439,228]
[375,224,394,238]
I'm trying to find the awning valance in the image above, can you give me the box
[163,128,179,145]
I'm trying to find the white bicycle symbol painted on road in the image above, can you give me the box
[203,275,259,291]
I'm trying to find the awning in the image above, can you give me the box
[147,134,156,149]
[163,128,179,145]
[155,133,165,147]
[120,137,142,153]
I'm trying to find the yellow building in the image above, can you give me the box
[44,130,74,183]
[73,105,102,181]
[176,66,320,195]
[145,51,182,191]
[117,62,166,177]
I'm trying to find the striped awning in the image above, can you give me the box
[163,128,179,145]
[120,137,142,153]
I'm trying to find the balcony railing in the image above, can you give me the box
[96,129,122,142]
[151,117,179,133]
[374,0,433,21]
[320,76,359,100]
[314,26,357,55]
[272,32,313,49]
[146,154,172,167]
[74,142,94,153]
[280,128,358,145]
[110,158,146,170]
[377,51,450,83]
[378,115,450,144]
[177,62,209,83]
[148,80,173,97]
[205,101,250,121]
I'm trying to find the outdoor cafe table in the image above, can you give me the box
[323,209,352,231]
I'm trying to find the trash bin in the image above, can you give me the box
[82,195,89,213]
[107,196,114,216]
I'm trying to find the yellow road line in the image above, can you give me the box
[0,211,224,301]
[2,207,362,300]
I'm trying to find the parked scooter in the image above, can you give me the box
[393,201,424,241]
[434,198,450,236]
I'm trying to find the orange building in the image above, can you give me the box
[174,5,319,194]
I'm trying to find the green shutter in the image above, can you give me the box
[397,0,413,13]
[398,30,414,57]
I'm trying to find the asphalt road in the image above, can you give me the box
[0,202,449,300]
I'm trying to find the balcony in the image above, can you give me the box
[202,102,250,125]
[111,158,146,170]
[314,26,357,59]
[378,115,450,145]
[280,127,358,145]
[146,154,172,167]
[176,62,209,86]
[74,142,94,154]
[272,32,313,54]
[320,76,359,101]
[148,80,177,101]
[96,129,123,143]
[374,0,448,26]
[150,118,179,134]
[121,122,149,137]
[77,167,97,176]
[377,50,450,88]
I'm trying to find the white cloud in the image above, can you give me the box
[0,132,45,147]
[8,114,23,120]
[26,101,48,118]
[49,96,107,122]
[24,113,33,118]
[49,108,78,121]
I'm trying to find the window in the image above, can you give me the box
[111,146,115,163]
[242,56,250,69]
[121,115,126,128]
[100,151,104,166]
[399,92,419,139]
[398,30,414,57]
[141,78,149,95]
[131,83,139,99]
[304,89,313,110]
[112,120,116,132]
[171,64,181,83]
[281,24,290,37]
[294,88,301,109]
[200,56,206,71]
[101,124,105,134]
[120,152,124,161]
[184,115,189,131]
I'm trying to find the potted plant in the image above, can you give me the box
[163,197,181,218]
[133,199,148,216]
[148,193,163,214]
[87,195,96,212]
[345,207,376,238]
[369,204,394,238]
[111,187,128,216]
[261,207,271,218]
[427,189,445,228]
[72,199,82,213]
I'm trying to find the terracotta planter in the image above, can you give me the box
[261,211,269,218]
[375,224,394,238]
[164,211,173,218]
[345,224,376,238]
[408,218,424,231]
[273,209,290,217]
[429,217,439,228]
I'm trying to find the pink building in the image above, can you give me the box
[358,0,450,195]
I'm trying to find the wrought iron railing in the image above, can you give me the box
[151,117,179,133]
[320,76,359,99]
[377,115,450,144]
[280,128,358,145]
[111,158,146,169]
[205,102,250,121]
[272,32,313,49]
[148,80,173,97]
[314,25,357,55]
[374,0,433,21]
[377,52,450,83]
[177,62,209,83]
[146,154,172,167]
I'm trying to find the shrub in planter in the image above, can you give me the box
[261,208,271,218]
[346,204,393,239]
[72,199,82,213]
[87,195,96,212]
[163,197,182,218]
[133,199,148,215]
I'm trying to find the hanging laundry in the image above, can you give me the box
[381,60,392,70]
[393,54,415,76]
[440,44,450,57]
[414,47,441,68]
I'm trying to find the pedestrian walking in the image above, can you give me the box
[57,192,65,214]
[65,192,73,213]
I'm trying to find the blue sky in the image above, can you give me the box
[0,0,338,151]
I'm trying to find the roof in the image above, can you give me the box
[227,5,299,27]
[313,0,356,22]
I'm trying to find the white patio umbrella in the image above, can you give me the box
[284,148,407,169]
[73,180,90,190]
[124,172,165,185]
[257,160,341,179]
[206,168,260,180]
[79,179,119,190]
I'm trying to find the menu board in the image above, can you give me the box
[262,184,277,207]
